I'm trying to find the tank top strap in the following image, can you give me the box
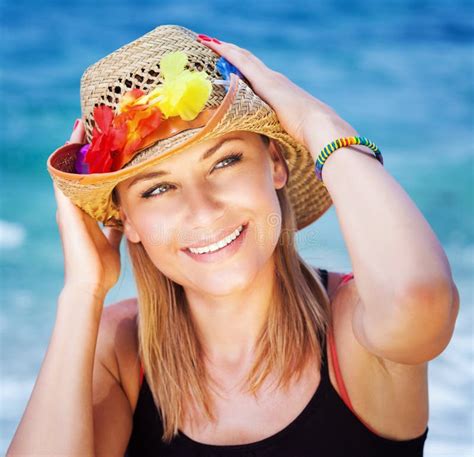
[318,267,329,291]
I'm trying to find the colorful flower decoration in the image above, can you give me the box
[75,51,213,174]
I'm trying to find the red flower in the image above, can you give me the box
[81,96,164,173]
[82,105,127,173]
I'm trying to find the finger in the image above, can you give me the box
[197,37,272,81]
[53,182,103,237]
[68,118,86,143]
[53,182,101,245]
[53,181,80,215]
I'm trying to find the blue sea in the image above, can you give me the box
[1,0,472,455]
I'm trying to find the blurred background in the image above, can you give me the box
[1,0,472,455]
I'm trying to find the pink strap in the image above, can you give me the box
[328,272,382,436]
[327,328,355,411]
[340,272,354,285]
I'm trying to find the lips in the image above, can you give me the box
[182,222,249,263]
[181,222,248,251]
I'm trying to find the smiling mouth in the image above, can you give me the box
[186,223,247,255]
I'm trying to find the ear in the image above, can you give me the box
[119,207,141,244]
[268,140,289,189]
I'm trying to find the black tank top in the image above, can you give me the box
[125,269,429,456]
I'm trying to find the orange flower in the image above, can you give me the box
[116,105,163,165]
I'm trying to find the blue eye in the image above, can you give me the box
[213,152,243,170]
[140,152,243,200]
[141,183,174,199]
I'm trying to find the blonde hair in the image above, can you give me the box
[117,136,332,443]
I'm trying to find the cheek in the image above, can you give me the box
[132,207,180,259]
[236,165,282,237]
[138,218,185,283]
[226,162,279,211]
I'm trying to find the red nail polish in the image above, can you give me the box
[211,38,221,44]
[72,118,80,130]
[197,34,212,42]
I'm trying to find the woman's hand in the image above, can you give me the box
[197,34,359,159]
[53,119,123,300]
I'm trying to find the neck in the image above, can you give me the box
[184,257,277,370]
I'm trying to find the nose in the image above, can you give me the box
[183,184,225,229]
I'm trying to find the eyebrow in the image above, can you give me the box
[127,136,245,190]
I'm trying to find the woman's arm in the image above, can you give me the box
[315,132,460,364]
[8,119,125,455]
[193,36,460,364]
[7,288,104,456]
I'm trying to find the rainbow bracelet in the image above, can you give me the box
[314,136,384,182]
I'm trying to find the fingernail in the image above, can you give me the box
[65,141,70,144]
[197,34,212,42]
[211,38,221,44]
[72,118,80,131]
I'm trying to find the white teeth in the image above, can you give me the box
[188,225,244,254]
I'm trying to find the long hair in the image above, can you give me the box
[114,135,332,443]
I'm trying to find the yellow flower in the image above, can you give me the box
[151,51,212,120]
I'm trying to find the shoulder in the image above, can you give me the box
[313,267,429,439]
[97,297,141,408]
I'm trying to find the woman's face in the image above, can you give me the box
[116,131,288,296]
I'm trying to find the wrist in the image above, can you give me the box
[321,144,375,180]
[60,282,107,305]
[303,111,359,161]
[56,286,104,336]
[320,143,385,188]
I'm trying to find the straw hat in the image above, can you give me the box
[46,24,332,231]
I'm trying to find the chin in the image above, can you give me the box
[190,267,257,297]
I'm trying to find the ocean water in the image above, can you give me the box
[1,0,473,455]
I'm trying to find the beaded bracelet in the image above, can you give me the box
[314,136,384,182]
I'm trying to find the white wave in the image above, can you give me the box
[0,220,26,249]
[425,440,474,457]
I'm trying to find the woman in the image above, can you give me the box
[8,25,459,456]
